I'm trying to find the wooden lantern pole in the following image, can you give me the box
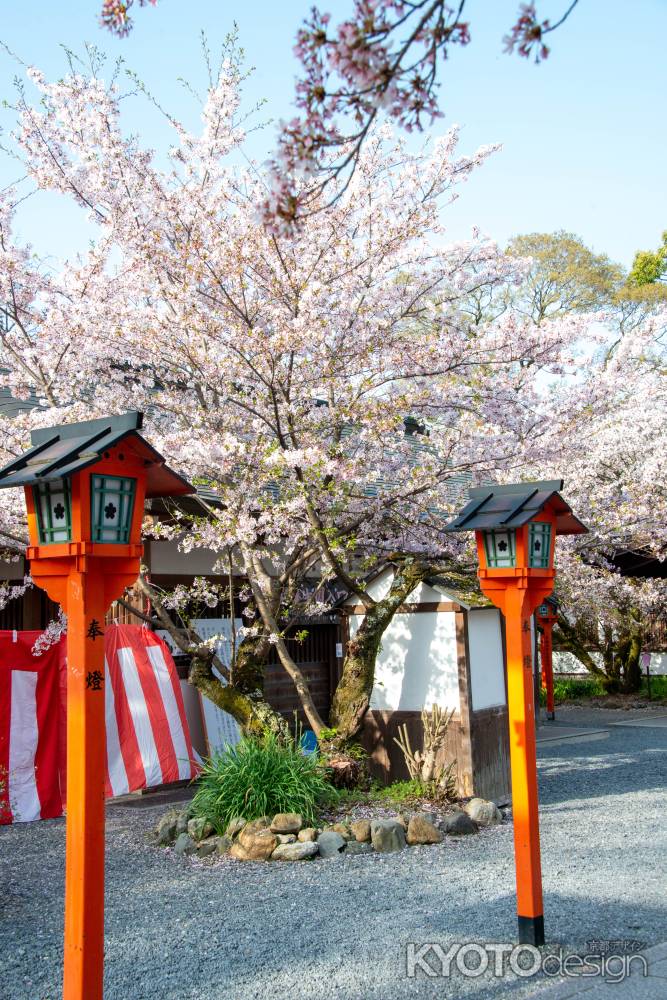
[0,411,194,1000]
[477,536,551,945]
[503,584,544,945]
[62,566,108,1000]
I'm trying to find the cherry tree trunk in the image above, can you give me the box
[188,647,289,740]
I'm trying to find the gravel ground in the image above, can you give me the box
[1,710,665,1000]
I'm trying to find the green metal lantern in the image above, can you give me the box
[34,478,72,544]
[90,475,136,544]
[528,521,552,569]
[483,528,517,568]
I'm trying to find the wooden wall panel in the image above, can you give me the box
[265,623,339,726]
[361,710,468,794]
[362,704,511,803]
[470,706,511,803]
[263,660,331,724]
[455,611,475,796]
[0,586,61,631]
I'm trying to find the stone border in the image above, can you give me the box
[152,797,504,862]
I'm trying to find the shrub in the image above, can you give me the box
[190,732,335,830]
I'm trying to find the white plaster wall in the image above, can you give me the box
[467,608,506,711]
[343,568,445,606]
[554,651,667,675]
[647,653,667,675]
[350,609,461,713]
[553,651,595,674]
[149,539,221,575]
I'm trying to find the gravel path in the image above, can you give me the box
[1,711,665,1000]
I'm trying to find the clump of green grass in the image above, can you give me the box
[191,732,335,830]
[333,778,441,810]
[539,676,606,705]
[373,779,434,803]
[640,675,667,700]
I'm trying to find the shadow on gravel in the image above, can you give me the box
[92,889,667,1000]
[536,726,666,806]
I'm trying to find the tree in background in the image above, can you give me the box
[505,231,624,324]
[629,230,667,286]
[453,227,667,692]
[540,304,667,692]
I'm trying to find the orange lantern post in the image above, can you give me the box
[0,412,192,1000]
[536,597,559,721]
[446,481,586,945]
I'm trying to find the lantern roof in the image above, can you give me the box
[0,411,193,499]
[445,480,587,536]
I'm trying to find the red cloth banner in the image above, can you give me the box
[0,625,197,824]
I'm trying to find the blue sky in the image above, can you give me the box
[1,0,665,268]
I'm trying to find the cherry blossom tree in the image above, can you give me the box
[535,307,667,691]
[0,48,598,744]
[452,226,667,691]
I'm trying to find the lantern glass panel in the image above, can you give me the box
[34,479,72,544]
[483,528,516,568]
[91,475,136,543]
[528,521,552,568]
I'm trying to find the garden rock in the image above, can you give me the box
[298,828,318,842]
[330,822,353,839]
[242,817,270,835]
[270,813,302,834]
[225,817,247,839]
[345,841,373,856]
[175,810,190,836]
[271,841,319,861]
[371,819,406,853]
[216,835,233,854]
[317,831,347,858]
[155,810,179,846]
[443,811,478,836]
[464,798,502,827]
[406,815,443,845]
[276,834,297,844]
[350,819,371,843]
[196,837,219,858]
[188,817,214,842]
[236,827,278,861]
[174,833,197,856]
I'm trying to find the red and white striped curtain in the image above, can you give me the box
[0,625,198,824]
[0,630,65,824]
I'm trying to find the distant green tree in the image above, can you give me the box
[506,231,624,323]
[629,231,667,286]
